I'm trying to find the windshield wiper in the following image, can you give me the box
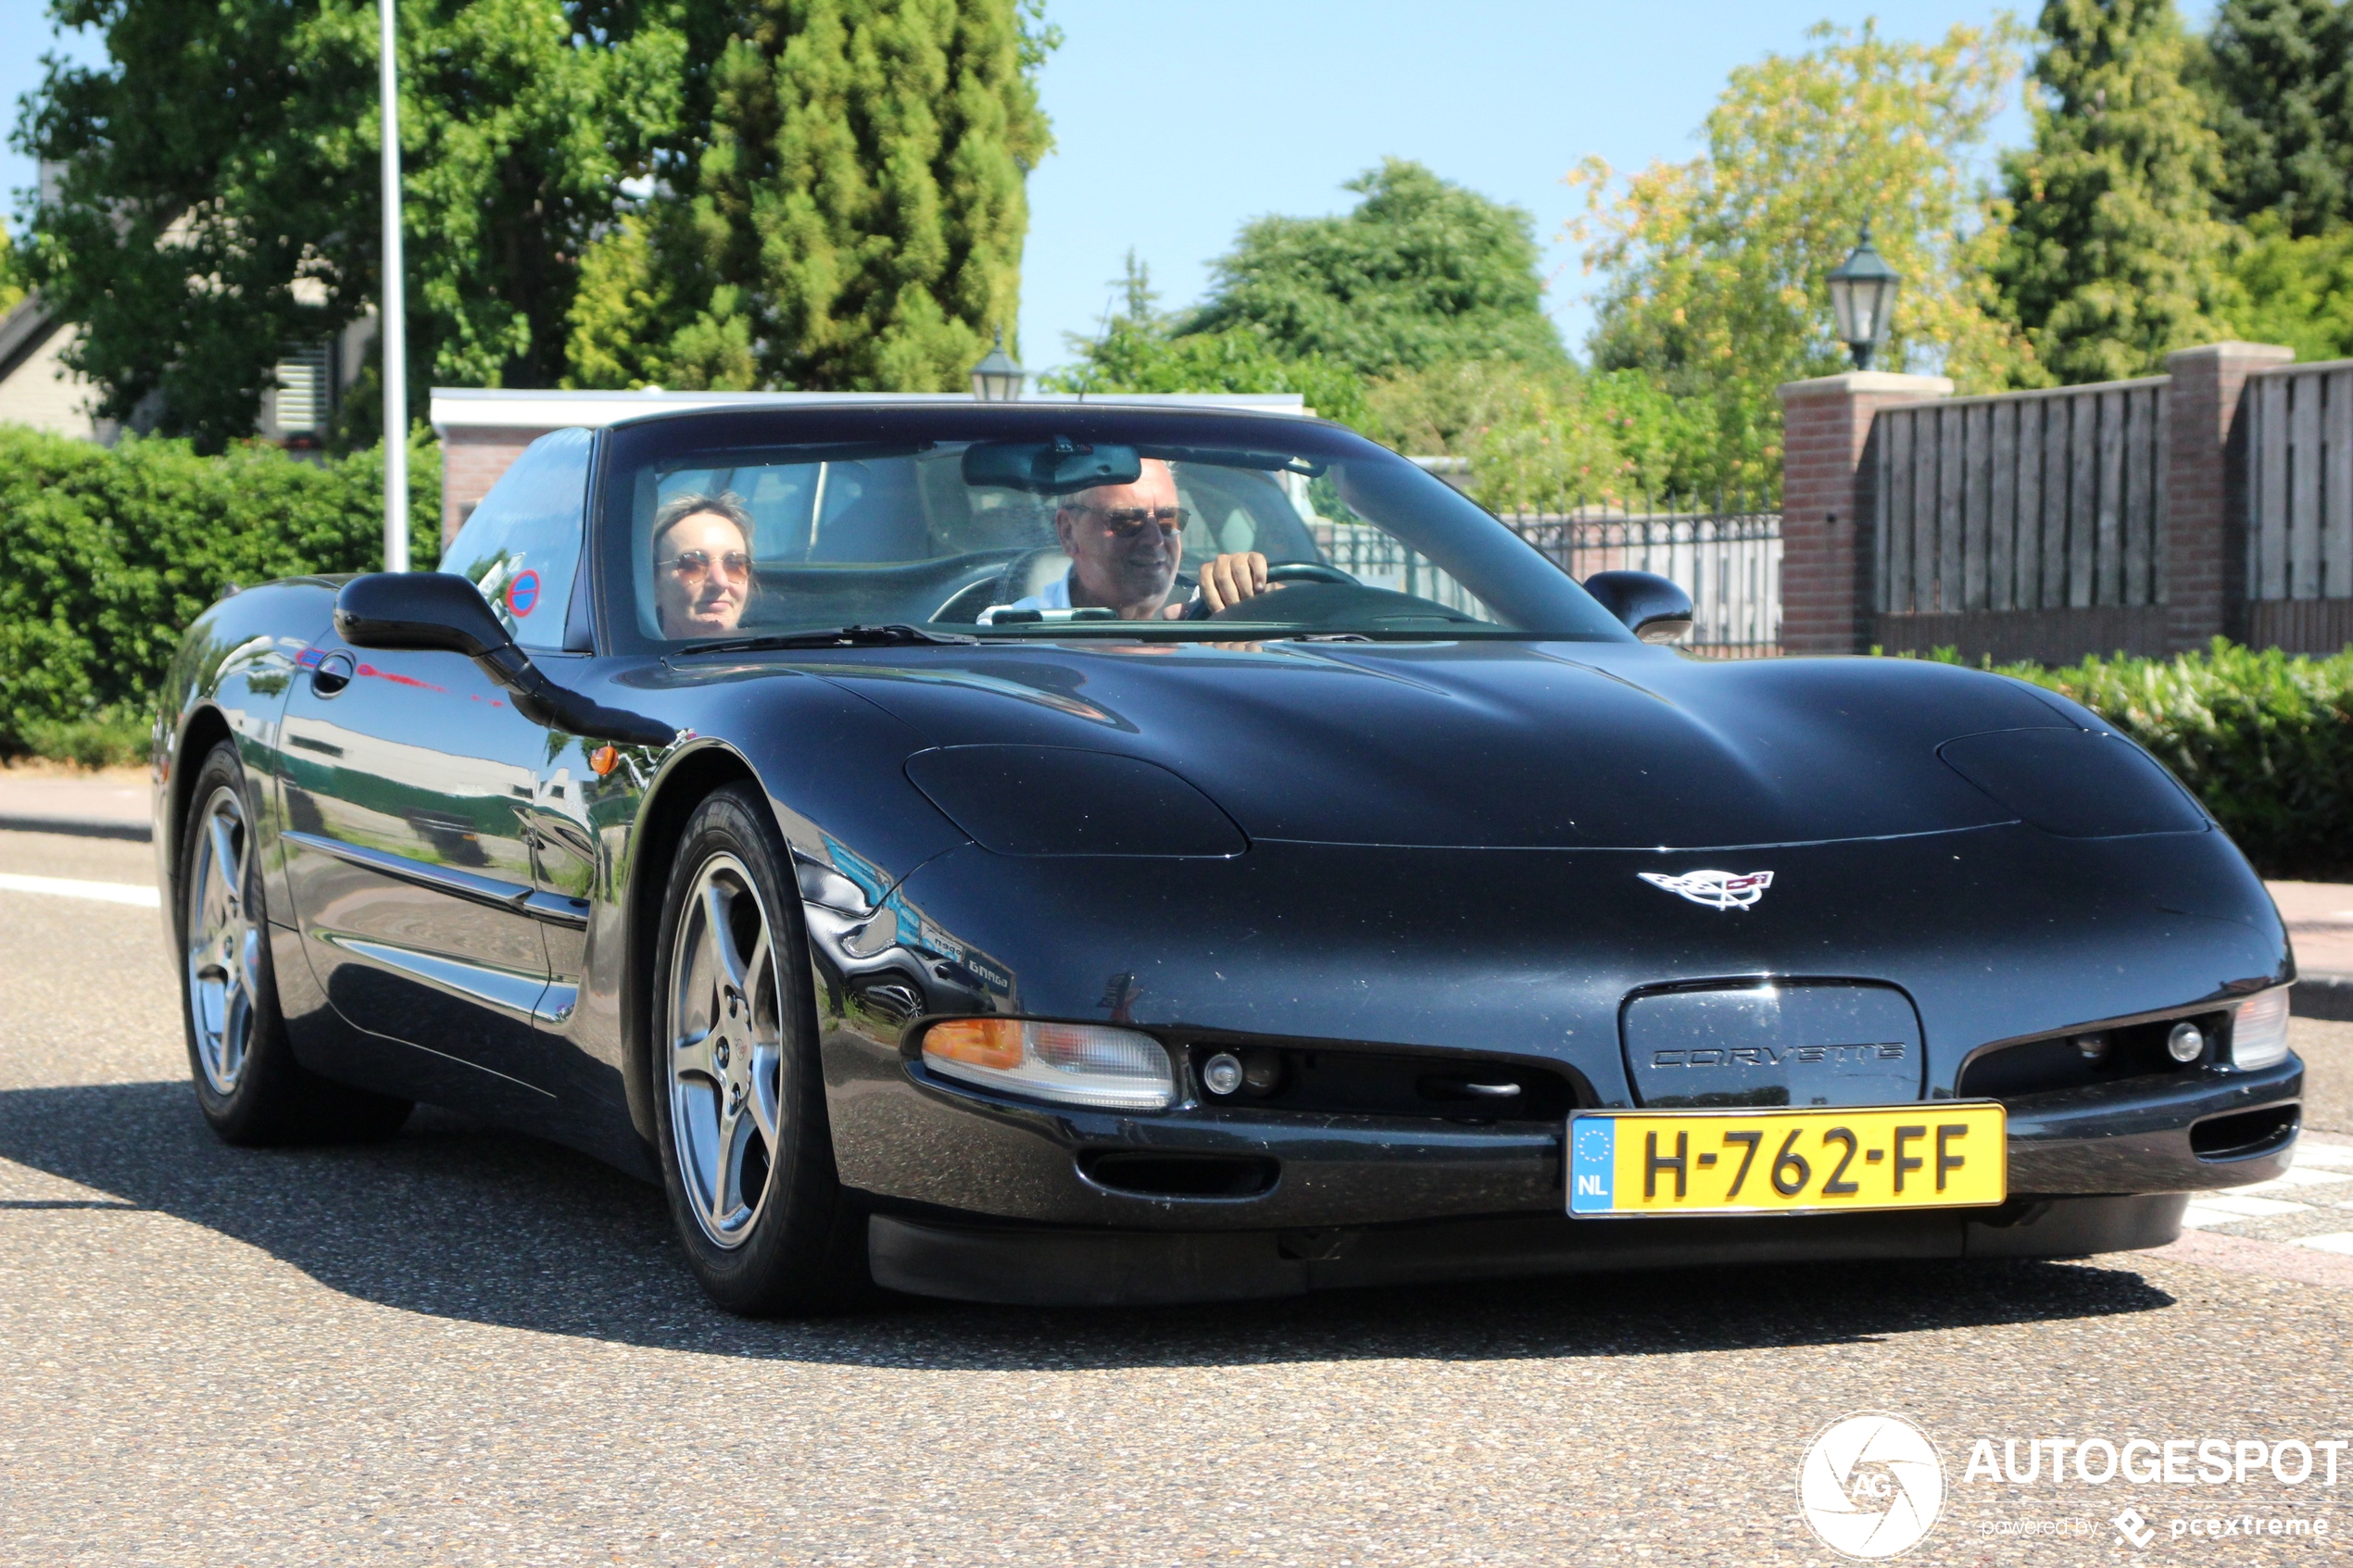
[682,623,979,653]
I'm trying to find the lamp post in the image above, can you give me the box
[1826,222,1901,371]
[969,328,1026,402]
[378,0,409,571]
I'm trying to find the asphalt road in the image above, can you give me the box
[2,828,2349,1566]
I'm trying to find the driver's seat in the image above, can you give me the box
[930,547,1073,623]
[993,546,1072,605]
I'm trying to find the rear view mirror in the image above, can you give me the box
[962,438,1143,495]
[1582,571,1694,645]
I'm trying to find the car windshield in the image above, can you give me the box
[598,407,1631,647]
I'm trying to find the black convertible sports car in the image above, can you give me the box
[153,401,2304,1311]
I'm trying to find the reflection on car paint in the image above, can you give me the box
[800,832,1014,1040]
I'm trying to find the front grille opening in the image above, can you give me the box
[1077,1151,1278,1198]
[1957,1010,2229,1100]
[1185,1043,1579,1122]
[2190,1104,2300,1160]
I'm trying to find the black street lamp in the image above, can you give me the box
[1826,223,1901,370]
[970,327,1026,402]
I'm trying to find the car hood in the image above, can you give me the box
[804,640,2073,850]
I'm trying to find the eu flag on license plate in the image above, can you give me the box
[1568,1118,1616,1213]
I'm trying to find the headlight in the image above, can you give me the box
[922,1018,1176,1110]
[904,746,1245,857]
[2232,987,2293,1071]
[1936,728,2205,837]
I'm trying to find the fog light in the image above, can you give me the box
[2231,987,2292,1071]
[1202,1051,1244,1097]
[2168,1021,2207,1063]
[923,1019,1175,1110]
[2073,1032,2110,1063]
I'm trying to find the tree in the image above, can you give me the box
[1038,254,1370,429]
[1180,159,1566,379]
[1989,0,2245,384]
[2233,219,2353,358]
[2204,0,2353,236]
[1574,21,2027,494]
[568,0,1053,393]
[0,225,24,316]
[17,0,686,451]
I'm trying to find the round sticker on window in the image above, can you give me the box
[505,570,541,618]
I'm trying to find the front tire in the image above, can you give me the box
[651,783,866,1313]
[178,740,411,1145]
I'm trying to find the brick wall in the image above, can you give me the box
[2162,343,2292,652]
[1775,372,1953,654]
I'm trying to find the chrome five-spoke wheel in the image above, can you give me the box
[666,852,786,1248]
[185,784,261,1096]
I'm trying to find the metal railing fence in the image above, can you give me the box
[1302,493,1781,658]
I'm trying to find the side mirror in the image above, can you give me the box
[333,573,676,749]
[334,570,513,657]
[1582,571,1694,646]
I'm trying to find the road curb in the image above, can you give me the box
[2296,973,2353,1022]
[0,813,152,844]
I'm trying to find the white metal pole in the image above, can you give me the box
[377,0,409,571]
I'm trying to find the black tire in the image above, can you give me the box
[176,740,412,1146]
[650,782,868,1314]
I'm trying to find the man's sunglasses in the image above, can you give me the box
[660,549,751,583]
[1073,504,1189,538]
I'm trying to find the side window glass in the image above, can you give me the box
[442,427,594,650]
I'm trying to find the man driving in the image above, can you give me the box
[653,491,755,638]
[1011,458,1279,620]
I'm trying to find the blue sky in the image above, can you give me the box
[0,2,2223,375]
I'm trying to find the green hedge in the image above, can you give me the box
[0,424,440,757]
[1940,641,2353,880]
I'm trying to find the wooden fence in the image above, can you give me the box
[2246,359,2353,653]
[1872,379,2170,660]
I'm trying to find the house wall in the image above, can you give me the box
[0,310,108,441]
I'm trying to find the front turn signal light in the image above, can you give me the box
[2232,987,2293,1071]
[922,1019,1176,1110]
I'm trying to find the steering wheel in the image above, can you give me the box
[1266,562,1359,587]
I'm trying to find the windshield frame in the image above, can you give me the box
[591,402,1637,655]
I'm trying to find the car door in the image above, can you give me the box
[279,429,596,1099]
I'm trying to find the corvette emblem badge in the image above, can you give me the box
[1638,869,1774,911]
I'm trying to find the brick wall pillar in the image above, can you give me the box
[2162,342,2292,653]
[1774,371,1953,654]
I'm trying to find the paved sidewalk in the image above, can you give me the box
[0,764,150,840]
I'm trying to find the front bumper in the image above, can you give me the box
[830,1049,2303,1233]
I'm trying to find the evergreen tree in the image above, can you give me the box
[1990,0,2243,384]
[571,0,1052,393]
[2205,0,2352,236]
[1181,160,1566,379]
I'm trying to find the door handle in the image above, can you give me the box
[311,650,355,697]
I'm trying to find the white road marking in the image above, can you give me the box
[2292,1233,2353,1256]
[0,872,159,909]
[2296,1141,2353,1171]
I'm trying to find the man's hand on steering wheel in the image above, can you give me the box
[1168,551,1280,618]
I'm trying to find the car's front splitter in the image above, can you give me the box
[865,1193,2193,1307]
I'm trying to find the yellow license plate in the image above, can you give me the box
[1567,1103,2007,1217]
